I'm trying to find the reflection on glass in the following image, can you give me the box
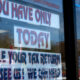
[0,0,66,80]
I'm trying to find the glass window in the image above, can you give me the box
[75,0,80,79]
[0,0,66,80]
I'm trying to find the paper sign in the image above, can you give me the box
[23,0,63,12]
[0,48,62,80]
[0,0,60,28]
[14,26,51,50]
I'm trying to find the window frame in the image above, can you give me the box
[63,0,78,80]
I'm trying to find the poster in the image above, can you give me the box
[23,0,62,12]
[14,26,51,50]
[0,0,60,29]
[0,48,62,80]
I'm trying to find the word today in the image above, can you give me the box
[14,26,50,49]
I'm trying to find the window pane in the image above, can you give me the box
[0,0,66,80]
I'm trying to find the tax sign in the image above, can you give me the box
[14,26,51,49]
[0,48,62,80]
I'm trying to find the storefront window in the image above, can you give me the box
[0,0,66,80]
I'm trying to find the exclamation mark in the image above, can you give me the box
[22,69,24,80]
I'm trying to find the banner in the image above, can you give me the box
[0,0,60,28]
[14,26,51,50]
[0,48,62,80]
[23,0,62,12]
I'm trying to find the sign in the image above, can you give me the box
[0,48,62,80]
[14,26,51,50]
[23,0,62,12]
[0,0,60,28]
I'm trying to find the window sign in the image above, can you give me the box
[0,48,62,80]
[23,0,62,12]
[14,26,51,50]
[0,0,60,29]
